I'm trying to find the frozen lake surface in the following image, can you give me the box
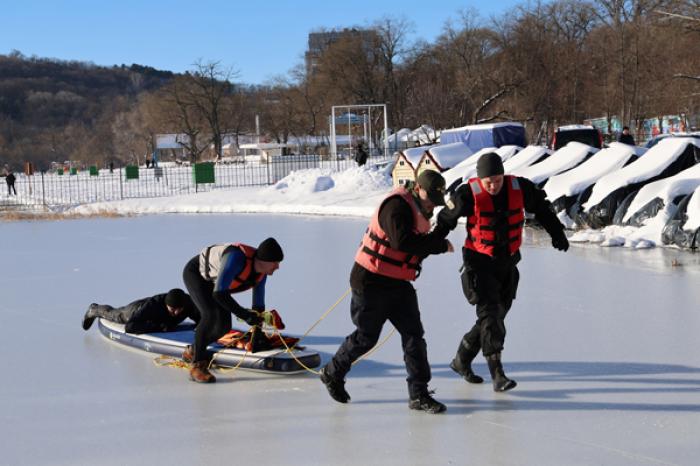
[2,214,699,466]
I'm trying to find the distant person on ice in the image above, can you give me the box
[183,237,285,384]
[82,288,199,334]
[319,170,454,414]
[437,152,569,392]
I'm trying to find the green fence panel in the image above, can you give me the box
[125,165,139,180]
[193,162,215,184]
[89,166,99,176]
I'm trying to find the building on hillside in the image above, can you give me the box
[154,134,189,161]
[305,28,378,77]
[391,145,433,188]
[416,142,473,179]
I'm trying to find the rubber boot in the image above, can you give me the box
[82,304,99,330]
[189,361,216,383]
[450,341,484,384]
[408,392,447,414]
[487,353,517,392]
[319,366,350,403]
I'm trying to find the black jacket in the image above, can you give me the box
[618,133,636,146]
[351,192,449,290]
[125,293,200,334]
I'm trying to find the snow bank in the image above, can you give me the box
[685,186,700,231]
[426,142,472,169]
[622,164,700,223]
[71,165,393,218]
[503,145,550,173]
[544,142,636,201]
[512,142,596,186]
[583,138,700,211]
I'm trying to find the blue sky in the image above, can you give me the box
[4,0,522,85]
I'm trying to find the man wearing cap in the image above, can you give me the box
[81,288,199,334]
[183,237,285,383]
[320,170,454,414]
[438,152,569,392]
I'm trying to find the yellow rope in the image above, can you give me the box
[153,355,190,370]
[294,287,351,344]
[275,325,397,375]
[210,327,254,374]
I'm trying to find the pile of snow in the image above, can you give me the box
[583,138,699,211]
[426,142,472,170]
[621,164,700,224]
[71,165,393,218]
[543,142,637,202]
[685,186,700,231]
[512,142,597,185]
[503,145,551,173]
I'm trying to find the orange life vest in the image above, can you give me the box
[464,176,524,256]
[354,187,432,280]
[199,243,264,291]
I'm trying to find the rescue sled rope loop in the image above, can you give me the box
[274,287,397,375]
[296,287,351,342]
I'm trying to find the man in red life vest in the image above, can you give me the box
[438,153,569,392]
[182,238,285,383]
[320,170,455,414]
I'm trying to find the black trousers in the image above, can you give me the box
[7,184,16,195]
[183,256,232,363]
[325,282,431,399]
[460,254,519,357]
[91,302,140,323]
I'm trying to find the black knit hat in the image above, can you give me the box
[256,237,284,262]
[165,288,187,308]
[476,152,505,178]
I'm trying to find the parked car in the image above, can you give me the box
[644,132,700,149]
[551,125,603,150]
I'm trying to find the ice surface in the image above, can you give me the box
[1,214,699,466]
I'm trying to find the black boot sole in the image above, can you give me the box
[493,379,517,392]
[450,360,484,384]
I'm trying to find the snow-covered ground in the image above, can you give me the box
[65,164,699,251]
[2,213,698,466]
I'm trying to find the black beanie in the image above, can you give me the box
[165,288,187,308]
[256,237,284,262]
[476,152,505,178]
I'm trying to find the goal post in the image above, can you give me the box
[330,104,389,159]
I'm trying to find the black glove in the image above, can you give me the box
[551,231,569,252]
[242,310,263,326]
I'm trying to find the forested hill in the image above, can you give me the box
[0,52,175,170]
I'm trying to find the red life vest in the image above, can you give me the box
[354,187,432,281]
[464,176,524,256]
[200,243,264,292]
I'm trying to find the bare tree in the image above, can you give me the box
[185,60,239,160]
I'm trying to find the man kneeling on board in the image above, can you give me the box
[183,237,285,384]
[82,288,200,334]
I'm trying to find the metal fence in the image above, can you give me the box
[0,155,392,210]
